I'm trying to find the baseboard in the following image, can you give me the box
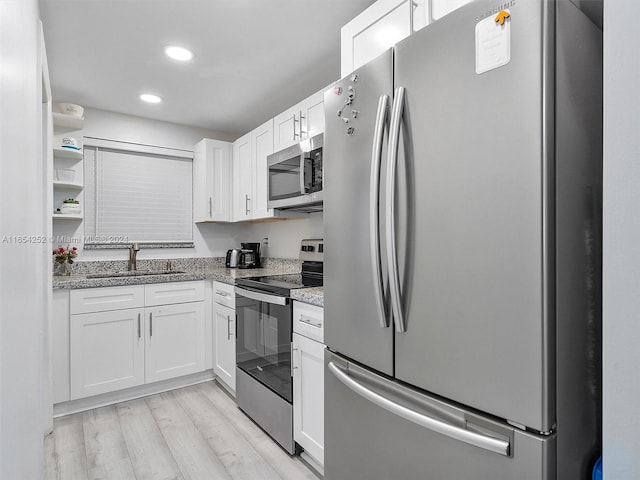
[53,370,215,417]
[214,377,236,398]
[300,451,324,478]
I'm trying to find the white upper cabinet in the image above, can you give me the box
[233,119,284,222]
[193,138,232,222]
[341,0,429,77]
[341,0,475,76]
[431,0,472,21]
[232,131,253,222]
[273,88,326,152]
[251,119,275,220]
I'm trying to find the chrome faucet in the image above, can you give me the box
[128,243,140,271]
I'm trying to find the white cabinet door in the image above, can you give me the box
[213,302,236,392]
[273,104,302,152]
[145,302,206,383]
[274,90,326,152]
[251,119,275,220]
[300,90,325,141]
[341,0,430,77]
[70,307,145,400]
[145,280,204,307]
[53,289,70,404]
[193,138,232,222]
[431,0,472,21]
[232,132,253,221]
[293,332,325,466]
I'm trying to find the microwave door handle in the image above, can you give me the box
[371,94,390,328]
[300,155,306,194]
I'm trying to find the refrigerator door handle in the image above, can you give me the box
[386,87,407,333]
[328,361,511,457]
[370,94,390,328]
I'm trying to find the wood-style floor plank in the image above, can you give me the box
[44,431,58,480]
[145,391,233,480]
[115,398,184,480]
[82,405,136,480]
[45,382,319,480]
[49,413,88,480]
[174,384,282,480]
[197,382,319,480]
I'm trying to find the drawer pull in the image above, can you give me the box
[215,290,231,298]
[299,315,322,328]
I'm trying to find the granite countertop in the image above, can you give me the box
[291,287,324,308]
[52,257,324,307]
[52,266,295,290]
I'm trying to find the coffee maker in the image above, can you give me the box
[238,242,261,269]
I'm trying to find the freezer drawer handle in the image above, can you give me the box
[370,94,390,329]
[328,362,510,457]
[386,87,407,333]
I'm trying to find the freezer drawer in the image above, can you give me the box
[325,351,556,480]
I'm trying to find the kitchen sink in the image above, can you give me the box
[86,270,186,279]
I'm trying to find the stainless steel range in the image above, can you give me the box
[234,239,323,454]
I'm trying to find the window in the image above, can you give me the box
[84,139,193,246]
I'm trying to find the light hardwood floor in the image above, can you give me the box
[45,381,320,480]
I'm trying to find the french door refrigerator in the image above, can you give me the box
[323,1,602,479]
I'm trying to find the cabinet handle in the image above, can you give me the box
[290,342,298,376]
[299,110,306,139]
[149,312,153,337]
[227,315,232,340]
[215,290,230,298]
[245,194,250,215]
[299,314,322,328]
[138,313,141,339]
[209,196,213,217]
[293,114,300,140]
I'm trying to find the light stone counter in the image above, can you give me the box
[52,257,301,290]
[291,287,324,307]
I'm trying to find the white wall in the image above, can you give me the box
[52,107,323,262]
[52,107,240,261]
[602,1,640,478]
[0,0,47,477]
[243,213,324,259]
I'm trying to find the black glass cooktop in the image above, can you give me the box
[236,273,322,296]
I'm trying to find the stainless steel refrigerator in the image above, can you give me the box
[323,1,602,478]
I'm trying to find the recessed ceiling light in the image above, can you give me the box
[165,46,193,61]
[140,93,162,104]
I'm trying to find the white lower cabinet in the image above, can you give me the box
[67,281,206,401]
[212,281,236,392]
[70,307,145,400]
[145,302,206,383]
[292,301,325,466]
[214,303,236,391]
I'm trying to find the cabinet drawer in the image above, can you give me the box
[70,285,145,314]
[293,301,324,343]
[145,281,204,306]
[212,281,235,309]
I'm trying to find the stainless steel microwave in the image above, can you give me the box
[267,133,323,211]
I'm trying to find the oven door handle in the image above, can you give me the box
[235,286,289,306]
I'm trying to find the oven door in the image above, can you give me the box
[235,286,293,402]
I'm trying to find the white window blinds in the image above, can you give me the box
[84,143,193,244]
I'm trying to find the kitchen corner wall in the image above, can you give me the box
[239,212,324,259]
[1,0,47,477]
[54,108,322,261]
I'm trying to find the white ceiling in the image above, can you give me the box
[40,0,376,138]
